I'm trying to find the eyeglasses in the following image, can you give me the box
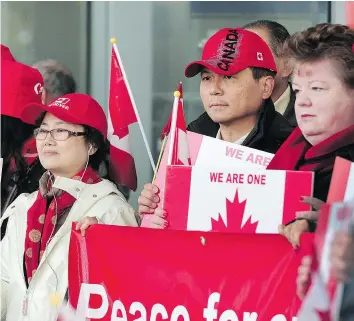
[34,128,86,141]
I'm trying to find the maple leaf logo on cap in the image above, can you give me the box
[34,83,43,95]
[210,189,258,233]
[257,52,264,61]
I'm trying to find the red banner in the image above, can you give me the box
[69,225,314,321]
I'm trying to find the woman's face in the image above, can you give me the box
[293,59,354,146]
[36,113,90,178]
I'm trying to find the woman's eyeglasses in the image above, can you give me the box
[34,128,86,141]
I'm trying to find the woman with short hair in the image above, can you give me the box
[267,23,354,245]
[268,23,354,321]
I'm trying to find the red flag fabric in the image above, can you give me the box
[161,82,183,140]
[68,225,315,320]
[166,83,191,165]
[108,46,138,191]
[109,47,137,129]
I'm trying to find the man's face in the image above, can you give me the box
[199,68,272,125]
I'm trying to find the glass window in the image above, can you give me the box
[1,1,89,93]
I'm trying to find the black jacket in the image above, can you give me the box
[187,98,294,154]
[283,84,297,127]
[304,143,354,202]
[341,279,354,321]
[1,158,44,239]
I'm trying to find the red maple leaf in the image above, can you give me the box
[315,309,330,321]
[210,190,258,233]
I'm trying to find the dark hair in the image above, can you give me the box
[250,67,276,81]
[243,20,290,57]
[32,60,76,99]
[35,113,106,172]
[1,116,35,177]
[83,125,106,171]
[283,23,354,90]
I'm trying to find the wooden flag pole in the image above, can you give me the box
[152,136,168,183]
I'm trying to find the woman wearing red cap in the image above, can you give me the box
[0,93,139,321]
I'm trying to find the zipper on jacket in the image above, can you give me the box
[22,291,29,315]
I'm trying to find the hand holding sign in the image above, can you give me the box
[296,197,325,221]
[138,184,168,228]
[149,208,167,228]
[280,197,325,248]
[279,220,310,248]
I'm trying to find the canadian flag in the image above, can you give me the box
[164,82,191,166]
[163,166,314,233]
[108,46,138,191]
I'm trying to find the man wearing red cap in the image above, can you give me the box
[187,21,296,130]
[185,27,293,152]
[138,28,294,219]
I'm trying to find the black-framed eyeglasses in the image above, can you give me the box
[34,128,86,141]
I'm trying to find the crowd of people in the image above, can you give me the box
[0,19,353,321]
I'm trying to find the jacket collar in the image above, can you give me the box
[188,98,278,145]
[267,125,354,171]
[52,176,118,200]
[282,125,354,160]
[279,83,296,127]
[242,98,277,146]
[34,177,121,272]
[304,124,354,159]
[274,85,291,115]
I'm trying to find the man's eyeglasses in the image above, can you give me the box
[34,128,86,141]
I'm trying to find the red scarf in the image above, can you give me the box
[24,167,101,283]
[267,125,354,172]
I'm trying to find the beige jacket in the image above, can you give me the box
[0,176,138,321]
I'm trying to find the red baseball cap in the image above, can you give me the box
[21,93,108,139]
[185,28,277,78]
[1,60,44,119]
[1,44,16,61]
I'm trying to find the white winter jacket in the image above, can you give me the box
[0,176,139,321]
